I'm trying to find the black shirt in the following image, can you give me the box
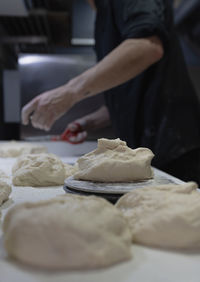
[94,0,200,167]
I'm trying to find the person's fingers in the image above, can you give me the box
[67,119,87,132]
[43,116,55,131]
[69,131,87,143]
[30,110,53,131]
[67,122,79,132]
[21,98,38,125]
[31,112,44,129]
[76,119,87,130]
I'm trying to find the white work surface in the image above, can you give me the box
[0,141,200,282]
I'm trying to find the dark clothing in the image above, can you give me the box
[94,0,200,171]
[175,0,200,49]
[161,148,200,185]
[175,0,200,65]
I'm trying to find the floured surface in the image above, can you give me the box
[0,154,200,282]
[1,240,200,282]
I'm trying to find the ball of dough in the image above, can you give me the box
[64,163,78,179]
[0,179,12,207]
[0,170,11,216]
[0,169,11,212]
[74,138,154,182]
[0,169,9,179]
[116,182,200,249]
[0,141,47,158]
[12,153,66,187]
[3,194,132,270]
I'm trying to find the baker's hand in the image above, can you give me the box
[66,120,87,144]
[21,85,76,131]
[64,105,111,144]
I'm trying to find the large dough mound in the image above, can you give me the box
[74,138,154,182]
[3,194,132,270]
[12,153,66,187]
[0,141,47,158]
[116,182,200,249]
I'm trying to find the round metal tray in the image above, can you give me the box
[64,176,154,194]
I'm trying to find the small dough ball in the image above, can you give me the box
[0,169,9,179]
[64,163,78,179]
[0,170,12,216]
[12,153,66,187]
[116,182,200,249]
[0,141,47,158]
[74,138,154,182]
[3,194,132,270]
[0,179,12,207]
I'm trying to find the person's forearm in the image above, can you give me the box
[67,36,164,104]
[83,106,111,130]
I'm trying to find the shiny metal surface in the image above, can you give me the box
[64,168,185,195]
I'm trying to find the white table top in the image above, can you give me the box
[0,142,200,282]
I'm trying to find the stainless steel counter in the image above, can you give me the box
[0,141,200,282]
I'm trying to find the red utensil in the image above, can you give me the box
[51,122,83,144]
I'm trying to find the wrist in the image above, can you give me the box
[66,71,94,103]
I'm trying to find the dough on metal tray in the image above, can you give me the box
[12,153,66,187]
[116,182,200,249]
[74,138,154,182]
[3,194,132,270]
[0,141,47,158]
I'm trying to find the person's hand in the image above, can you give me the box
[21,85,76,131]
[66,120,88,144]
[64,105,111,144]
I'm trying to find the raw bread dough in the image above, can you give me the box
[0,169,9,179]
[3,194,132,270]
[0,169,11,216]
[0,179,12,218]
[64,163,78,179]
[74,138,154,182]
[0,141,47,158]
[12,153,66,187]
[116,182,200,249]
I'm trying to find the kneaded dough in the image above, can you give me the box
[74,138,154,182]
[0,170,11,217]
[116,182,200,249]
[12,153,66,187]
[0,141,47,158]
[3,194,132,270]
[0,169,9,179]
[0,179,12,211]
[64,163,78,179]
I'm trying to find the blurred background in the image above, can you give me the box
[0,0,200,141]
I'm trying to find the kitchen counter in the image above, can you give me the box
[0,141,200,282]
